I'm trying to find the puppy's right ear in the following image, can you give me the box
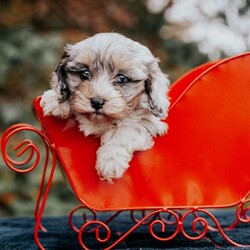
[51,52,71,102]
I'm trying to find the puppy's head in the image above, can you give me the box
[51,33,170,122]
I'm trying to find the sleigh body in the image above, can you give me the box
[1,52,250,249]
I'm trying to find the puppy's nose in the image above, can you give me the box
[90,97,105,110]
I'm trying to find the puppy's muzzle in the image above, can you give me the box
[90,97,105,110]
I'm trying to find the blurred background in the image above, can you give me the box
[1,0,250,217]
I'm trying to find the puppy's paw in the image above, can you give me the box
[96,145,130,183]
[40,90,70,118]
[155,120,168,136]
[40,90,59,115]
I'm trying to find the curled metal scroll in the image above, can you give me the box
[76,203,249,249]
[69,205,123,235]
[1,123,55,173]
[69,205,97,233]
[236,197,250,223]
[1,123,57,250]
[78,209,180,249]
[180,207,250,247]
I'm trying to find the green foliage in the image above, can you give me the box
[0,27,63,129]
[0,27,63,88]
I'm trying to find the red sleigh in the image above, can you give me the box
[1,52,250,249]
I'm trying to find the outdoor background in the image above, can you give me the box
[1,0,250,217]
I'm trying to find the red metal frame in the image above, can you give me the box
[1,124,250,249]
[1,53,250,249]
[1,123,57,249]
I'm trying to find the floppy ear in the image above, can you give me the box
[51,52,71,103]
[145,60,170,119]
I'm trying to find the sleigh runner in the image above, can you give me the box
[1,52,250,249]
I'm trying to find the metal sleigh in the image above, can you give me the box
[1,52,250,249]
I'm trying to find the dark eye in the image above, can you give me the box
[116,74,129,85]
[81,69,90,80]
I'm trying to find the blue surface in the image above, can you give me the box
[0,210,249,249]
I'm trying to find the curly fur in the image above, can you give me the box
[41,32,170,183]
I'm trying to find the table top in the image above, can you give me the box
[0,210,248,249]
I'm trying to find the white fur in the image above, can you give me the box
[40,32,170,183]
[40,89,71,118]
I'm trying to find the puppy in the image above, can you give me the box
[41,32,170,183]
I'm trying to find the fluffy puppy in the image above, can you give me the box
[41,32,170,183]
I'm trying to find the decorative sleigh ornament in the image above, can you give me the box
[1,52,250,249]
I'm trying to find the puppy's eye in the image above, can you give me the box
[81,69,90,80]
[115,74,129,85]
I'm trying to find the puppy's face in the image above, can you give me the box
[52,33,169,122]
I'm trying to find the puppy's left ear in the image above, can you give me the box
[51,52,71,103]
[145,60,170,119]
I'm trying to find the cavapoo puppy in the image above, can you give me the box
[41,32,170,183]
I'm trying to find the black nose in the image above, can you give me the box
[90,97,105,110]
